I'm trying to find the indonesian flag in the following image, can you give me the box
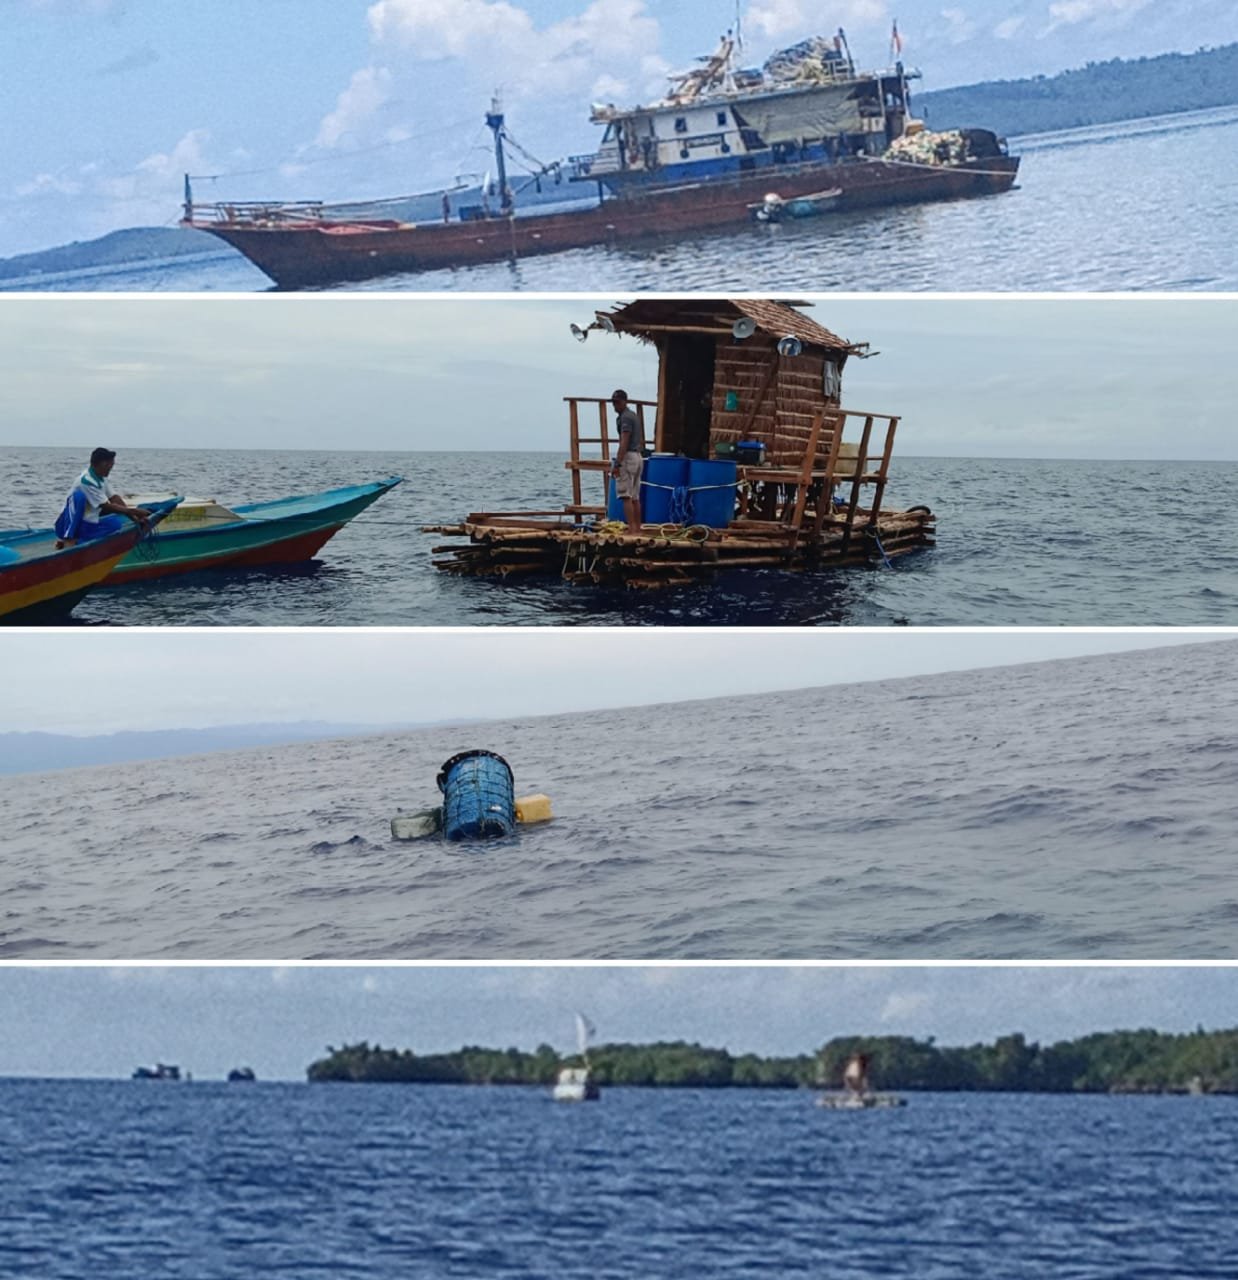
[891,19,904,58]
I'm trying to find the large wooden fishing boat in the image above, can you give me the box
[426,298,935,591]
[183,30,1018,289]
[104,478,401,585]
[0,500,179,623]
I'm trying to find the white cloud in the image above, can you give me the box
[12,129,213,241]
[311,0,667,149]
[940,6,976,44]
[15,172,82,198]
[315,66,393,149]
[880,991,932,1022]
[1045,0,1153,32]
[746,0,886,40]
[994,15,1026,39]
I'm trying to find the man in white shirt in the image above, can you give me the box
[54,447,151,546]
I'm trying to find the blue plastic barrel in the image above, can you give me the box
[642,455,689,524]
[607,455,689,523]
[437,750,516,841]
[686,459,738,528]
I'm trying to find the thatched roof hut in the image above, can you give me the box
[596,298,870,469]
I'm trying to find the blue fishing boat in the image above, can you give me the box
[106,477,402,584]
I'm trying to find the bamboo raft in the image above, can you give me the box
[425,300,936,590]
[426,504,934,589]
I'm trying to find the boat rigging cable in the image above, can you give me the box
[185,112,478,187]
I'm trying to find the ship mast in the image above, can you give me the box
[485,95,513,216]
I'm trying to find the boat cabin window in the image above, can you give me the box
[674,117,688,133]
[716,111,728,126]
[602,123,617,144]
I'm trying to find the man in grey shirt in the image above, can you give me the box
[610,388,644,533]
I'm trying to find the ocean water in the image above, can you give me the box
[4,641,1238,960]
[8,447,1238,626]
[0,1080,1234,1279]
[6,106,1237,294]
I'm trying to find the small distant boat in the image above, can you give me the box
[816,1051,906,1109]
[132,1062,182,1081]
[817,1091,906,1109]
[0,499,179,623]
[553,1012,601,1102]
[751,187,843,222]
[227,1067,257,1083]
[106,477,402,584]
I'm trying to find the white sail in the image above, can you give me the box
[575,1011,596,1057]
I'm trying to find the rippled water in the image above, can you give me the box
[8,447,1238,626]
[4,641,1238,960]
[0,1079,1233,1280]
[7,107,1236,294]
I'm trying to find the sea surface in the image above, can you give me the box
[0,1080,1233,1279]
[6,106,1237,293]
[4,641,1238,960]
[8,446,1238,626]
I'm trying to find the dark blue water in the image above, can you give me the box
[0,1079,1233,1279]
[4,641,1238,959]
[6,107,1236,293]
[8,447,1238,625]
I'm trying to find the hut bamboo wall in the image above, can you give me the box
[707,339,845,469]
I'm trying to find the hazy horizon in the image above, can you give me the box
[2,297,1237,460]
[0,633,1220,738]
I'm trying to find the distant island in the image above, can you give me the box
[308,1027,1238,1095]
[0,720,437,777]
[918,42,1238,138]
[3,43,1236,284]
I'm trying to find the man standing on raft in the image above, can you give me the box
[610,389,643,534]
[55,447,151,547]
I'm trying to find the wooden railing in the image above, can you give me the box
[560,397,900,542]
[564,396,658,514]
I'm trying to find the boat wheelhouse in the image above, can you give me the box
[577,33,920,192]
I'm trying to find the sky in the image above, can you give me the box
[4,0,1236,257]
[0,630,1217,735]
[2,296,1236,458]
[0,964,1234,1080]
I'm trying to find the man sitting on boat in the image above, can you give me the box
[54,447,151,547]
[610,389,643,533]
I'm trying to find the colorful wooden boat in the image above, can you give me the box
[104,477,402,584]
[0,500,180,623]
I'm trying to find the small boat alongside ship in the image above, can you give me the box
[105,477,401,584]
[183,29,1018,289]
[0,499,179,623]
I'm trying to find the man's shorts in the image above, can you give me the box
[615,452,643,500]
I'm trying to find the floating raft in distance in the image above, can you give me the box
[816,1092,907,1109]
[425,506,935,590]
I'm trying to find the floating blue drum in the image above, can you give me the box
[686,459,738,528]
[437,750,516,841]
